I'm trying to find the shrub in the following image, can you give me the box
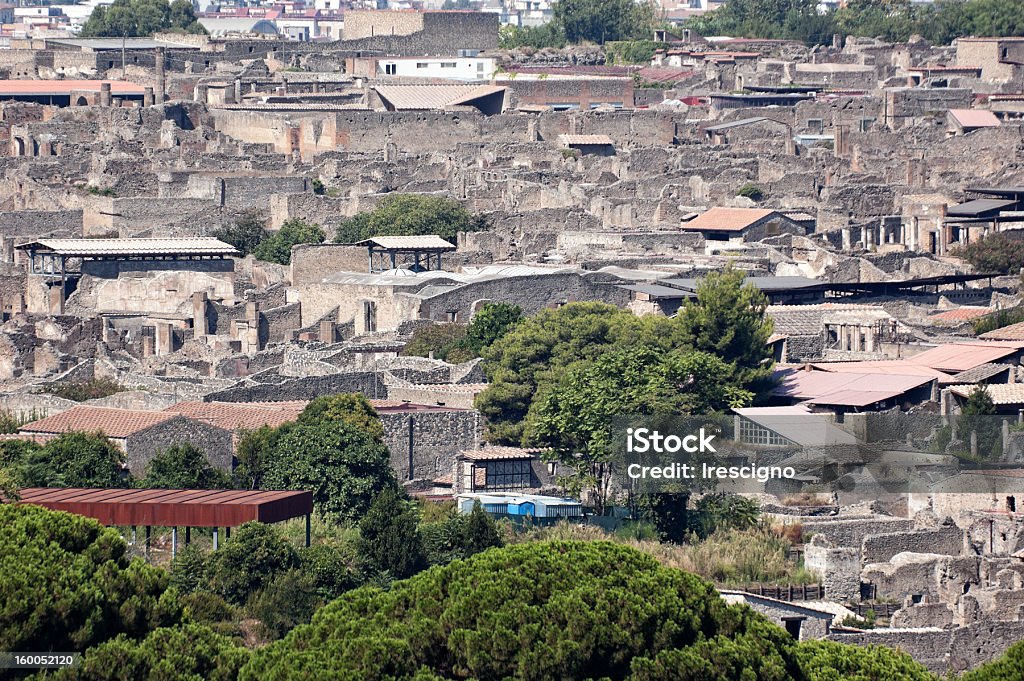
[212,209,268,257]
[38,378,122,401]
[737,183,766,201]
[955,233,1024,275]
[253,219,325,265]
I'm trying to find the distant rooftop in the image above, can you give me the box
[16,238,238,258]
[0,79,146,97]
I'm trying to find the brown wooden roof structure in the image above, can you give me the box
[19,488,313,527]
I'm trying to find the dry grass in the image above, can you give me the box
[504,522,818,587]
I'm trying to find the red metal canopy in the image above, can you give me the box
[19,487,313,527]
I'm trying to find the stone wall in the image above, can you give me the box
[381,408,480,482]
[862,524,964,564]
[203,370,387,402]
[804,542,861,602]
[829,620,1024,674]
[0,210,82,240]
[124,416,233,476]
[794,516,915,549]
[71,259,235,315]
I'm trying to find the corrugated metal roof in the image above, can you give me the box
[680,207,777,232]
[355,235,456,250]
[557,134,614,146]
[19,487,313,527]
[372,84,505,111]
[810,361,954,382]
[948,109,1001,129]
[16,238,238,257]
[774,369,934,406]
[906,342,1021,373]
[734,406,857,445]
[946,199,1015,217]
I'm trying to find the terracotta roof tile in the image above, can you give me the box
[681,207,777,232]
[21,406,179,438]
[459,446,542,461]
[164,401,305,431]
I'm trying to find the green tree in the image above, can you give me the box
[956,233,1024,275]
[212,210,269,257]
[527,346,750,513]
[357,487,428,581]
[248,569,321,640]
[676,267,775,393]
[553,0,657,44]
[262,420,396,520]
[499,22,567,49]
[333,194,486,244]
[298,543,361,602]
[0,504,181,652]
[20,432,128,488]
[48,623,248,681]
[233,423,294,490]
[253,218,326,265]
[240,541,804,680]
[139,443,230,489]
[795,640,935,681]
[80,0,204,37]
[420,501,503,566]
[298,393,385,442]
[475,301,667,444]
[169,544,209,596]
[960,640,1024,681]
[465,302,523,354]
[206,522,299,606]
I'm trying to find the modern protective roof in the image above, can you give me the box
[557,134,614,146]
[946,198,1016,217]
[948,109,1001,129]
[665,275,820,292]
[20,406,181,438]
[774,369,934,407]
[372,84,506,111]
[19,488,313,527]
[680,207,779,232]
[809,360,954,382]
[0,80,146,96]
[15,237,238,258]
[904,342,1023,373]
[354,235,456,250]
[47,38,199,50]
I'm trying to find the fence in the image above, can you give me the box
[730,583,824,601]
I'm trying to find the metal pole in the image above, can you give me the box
[185,527,191,546]
[171,527,177,559]
[145,526,151,557]
[305,514,311,548]
[213,527,219,551]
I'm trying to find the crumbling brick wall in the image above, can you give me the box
[381,408,481,482]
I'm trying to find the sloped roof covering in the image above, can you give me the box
[906,342,1022,373]
[810,360,954,382]
[947,198,1015,217]
[355,235,456,250]
[16,238,238,257]
[21,406,179,438]
[680,207,777,232]
[927,306,994,324]
[372,84,505,111]
[774,369,933,406]
[949,384,1024,405]
[948,109,1001,129]
[164,401,304,431]
[704,116,779,132]
[734,406,857,445]
[949,363,1012,383]
[981,321,1024,340]
[768,303,885,336]
[460,446,542,461]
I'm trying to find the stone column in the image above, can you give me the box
[233,79,242,104]
[193,292,208,336]
[155,322,173,355]
[143,86,154,107]
[319,320,335,343]
[99,82,112,107]
[155,47,166,103]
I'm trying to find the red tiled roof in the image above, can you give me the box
[460,446,542,461]
[927,306,993,324]
[681,207,777,232]
[20,406,178,438]
[980,321,1024,340]
[0,80,146,96]
[164,401,305,431]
